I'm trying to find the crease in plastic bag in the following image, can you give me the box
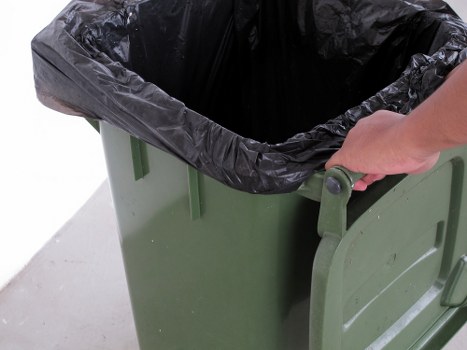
[32,0,467,194]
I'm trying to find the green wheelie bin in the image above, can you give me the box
[100,122,467,350]
[31,0,467,348]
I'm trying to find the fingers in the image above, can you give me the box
[326,152,386,191]
[353,180,368,191]
[353,174,386,191]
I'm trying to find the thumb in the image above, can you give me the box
[325,151,341,170]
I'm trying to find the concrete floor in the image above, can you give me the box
[0,181,465,349]
[0,182,138,350]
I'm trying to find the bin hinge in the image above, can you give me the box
[317,167,363,238]
[441,255,467,307]
[297,171,325,202]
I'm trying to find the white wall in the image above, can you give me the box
[449,0,467,19]
[0,0,465,290]
[0,1,107,289]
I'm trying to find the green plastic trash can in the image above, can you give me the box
[31,0,467,348]
[100,122,467,350]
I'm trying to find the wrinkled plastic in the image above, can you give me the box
[32,0,467,194]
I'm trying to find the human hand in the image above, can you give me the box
[325,110,440,190]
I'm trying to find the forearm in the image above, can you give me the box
[325,60,467,190]
[400,60,467,156]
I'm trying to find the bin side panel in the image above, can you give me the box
[100,122,322,350]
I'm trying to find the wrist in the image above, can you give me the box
[395,113,440,173]
[397,112,438,160]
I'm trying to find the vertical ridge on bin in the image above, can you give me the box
[130,136,150,181]
[187,166,202,220]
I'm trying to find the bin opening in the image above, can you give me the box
[82,1,446,143]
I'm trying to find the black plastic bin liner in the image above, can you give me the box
[32,0,467,194]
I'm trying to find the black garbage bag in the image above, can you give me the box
[32,0,467,194]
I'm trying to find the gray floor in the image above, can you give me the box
[0,181,465,349]
[0,182,139,350]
